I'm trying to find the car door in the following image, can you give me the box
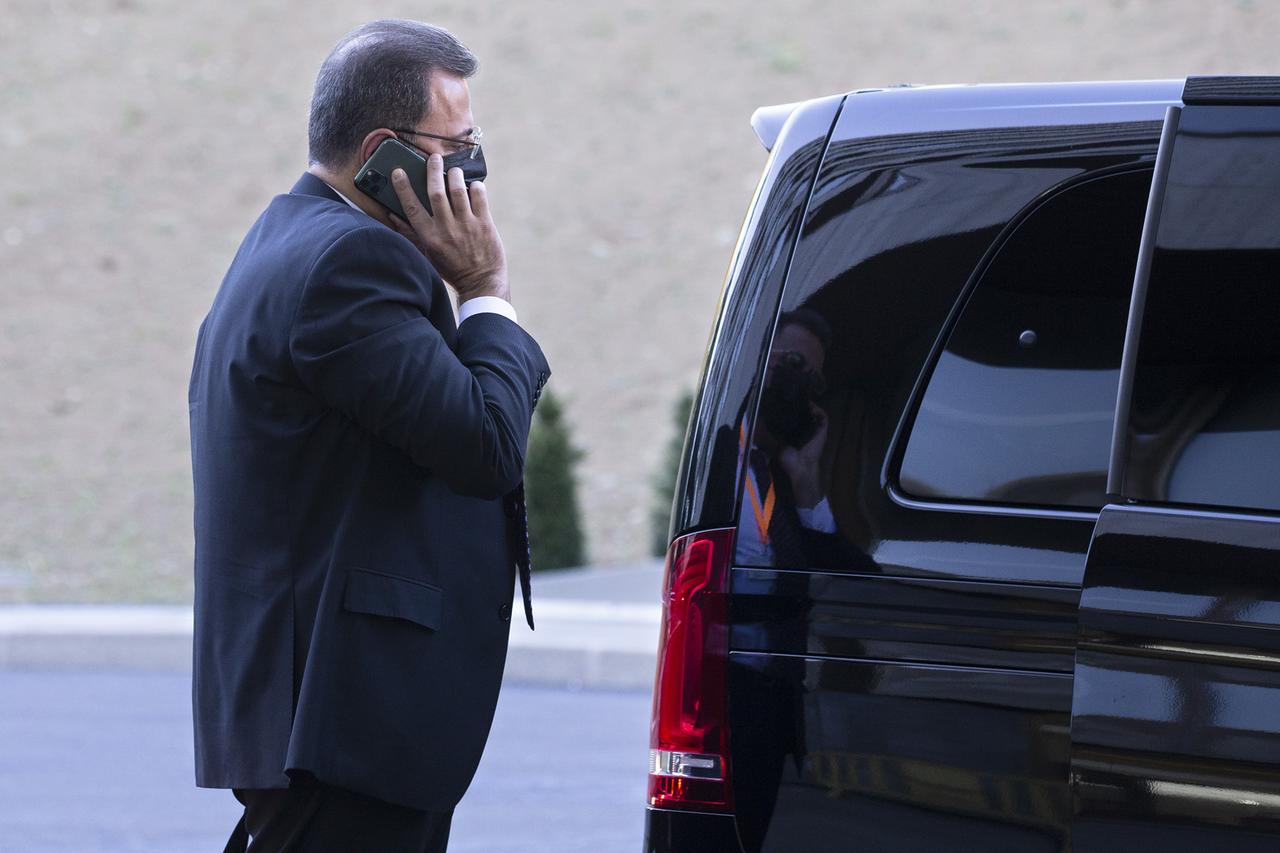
[1070,79,1280,851]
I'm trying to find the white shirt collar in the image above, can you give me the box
[320,179,365,213]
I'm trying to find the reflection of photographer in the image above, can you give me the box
[738,309,840,566]
[733,308,848,851]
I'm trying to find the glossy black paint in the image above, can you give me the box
[730,568,1079,672]
[730,652,1071,853]
[723,83,1176,853]
[1068,101,1280,851]
[643,809,741,852]
[1071,505,1280,851]
[649,81,1193,853]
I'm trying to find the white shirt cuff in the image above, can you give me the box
[796,497,837,533]
[458,295,518,326]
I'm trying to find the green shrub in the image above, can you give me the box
[650,388,695,557]
[525,389,587,571]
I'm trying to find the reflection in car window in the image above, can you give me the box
[899,168,1152,508]
[1120,106,1280,513]
[735,309,843,568]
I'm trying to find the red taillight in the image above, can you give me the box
[648,527,736,812]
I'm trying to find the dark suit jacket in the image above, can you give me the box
[188,172,550,812]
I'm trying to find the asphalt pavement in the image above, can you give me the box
[0,672,650,853]
[0,561,665,850]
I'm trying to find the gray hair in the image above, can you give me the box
[307,19,477,168]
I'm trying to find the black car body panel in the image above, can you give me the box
[729,569,1080,671]
[1071,97,1280,851]
[643,809,741,853]
[731,82,1173,853]
[1072,506,1280,851]
[647,78,1280,852]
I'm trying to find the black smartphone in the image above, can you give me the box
[353,138,488,220]
[353,138,430,220]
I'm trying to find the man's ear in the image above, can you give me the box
[355,129,396,171]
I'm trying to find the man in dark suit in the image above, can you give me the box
[187,20,549,852]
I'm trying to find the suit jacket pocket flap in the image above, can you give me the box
[343,568,443,631]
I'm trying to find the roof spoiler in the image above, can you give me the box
[752,88,899,150]
[750,100,804,152]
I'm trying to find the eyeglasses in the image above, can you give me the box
[389,126,483,159]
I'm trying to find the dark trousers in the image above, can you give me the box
[224,782,454,853]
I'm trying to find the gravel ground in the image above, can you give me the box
[2,0,1277,602]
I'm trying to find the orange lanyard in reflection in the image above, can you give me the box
[740,423,775,542]
[746,471,775,543]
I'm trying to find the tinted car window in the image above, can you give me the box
[1120,106,1280,513]
[898,168,1152,508]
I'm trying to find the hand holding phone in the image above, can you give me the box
[387,153,509,303]
[353,139,428,220]
[354,138,486,219]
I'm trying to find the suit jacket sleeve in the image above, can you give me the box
[289,224,550,499]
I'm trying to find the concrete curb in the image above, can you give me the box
[0,600,661,691]
[505,600,659,691]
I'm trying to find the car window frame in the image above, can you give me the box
[883,160,1160,522]
[1107,103,1280,519]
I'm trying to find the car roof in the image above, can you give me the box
[754,79,1185,151]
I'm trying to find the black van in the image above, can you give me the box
[645,77,1280,853]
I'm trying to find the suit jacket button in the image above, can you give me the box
[499,603,512,622]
